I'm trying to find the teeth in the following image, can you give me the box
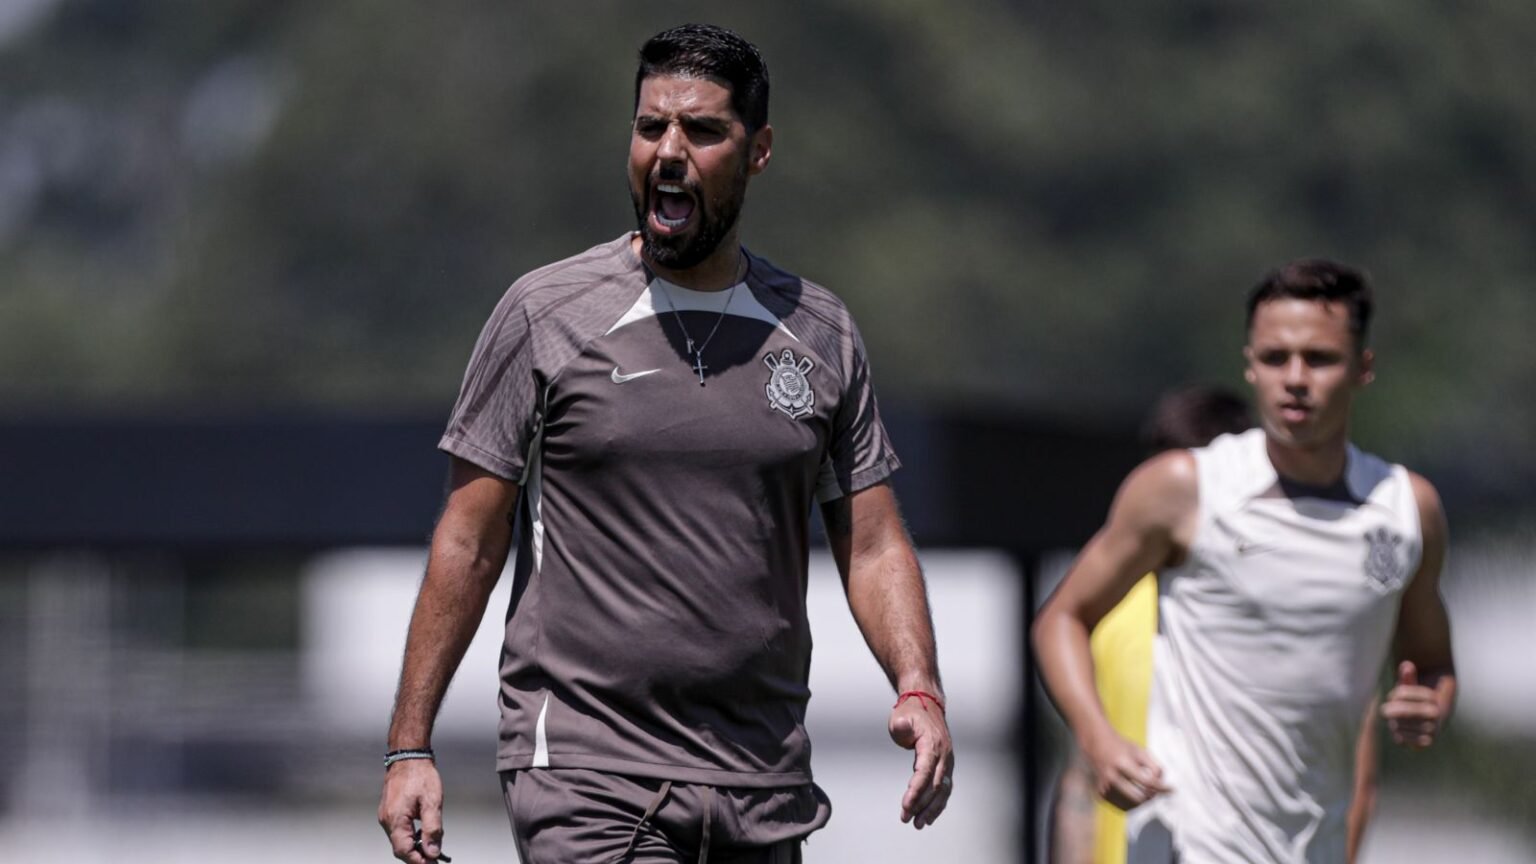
[657,184,685,194]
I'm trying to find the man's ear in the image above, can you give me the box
[748,125,773,175]
[1243,345,1257,385]
[1358,348,1375,386]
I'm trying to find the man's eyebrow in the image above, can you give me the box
[679,112,731,128]
[633,111,733,128]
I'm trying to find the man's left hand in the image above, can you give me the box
[1382,661,1445,750]
[889,692,955,829]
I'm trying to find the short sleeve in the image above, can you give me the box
[438,290,541,482]
[815,317,901,502]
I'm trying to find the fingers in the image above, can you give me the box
[378,791,421,862]
[1381,682,1442,749]
[1386,717,1439,748]
[913,770,954,829]
[1397,660,1418,688]
[891,704,954,829]
[1101,774,1165,809]
[1382,701,1441,748]
[382,813,428,864]
[900,726,939,824]
[903,747,955,829]
[1381,697,1439,721]
[379,761,443,863]
[418,805,445,861]
[1129,755,1170,796]
[1095,746,1169,811]
[1390,726,1437,749]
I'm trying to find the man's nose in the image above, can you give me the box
[656,124,687,164]
[1283,357,1308,389]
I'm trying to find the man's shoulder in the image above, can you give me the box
[745,250,858,335]
[1193,428,1265,463]
[1403,469,1440,506]
[1126,449,1200,501]
[501,234,641,310]
[1403,468,1445,537]
[1188,429,1273,499]
[1114,449,1200,530]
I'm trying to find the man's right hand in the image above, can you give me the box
[380,460,516,861]
[1085,730,1170,811]
[379,759,446,863]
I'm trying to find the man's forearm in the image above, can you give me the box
[1032,610,1116,751]
[387,517,509,749]
[827,484,955,827]
[845,543,943,695]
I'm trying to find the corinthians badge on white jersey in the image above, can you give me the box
[764,348,815,420]
[1363,526,1409,594]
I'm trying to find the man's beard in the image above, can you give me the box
[631,164,749,271]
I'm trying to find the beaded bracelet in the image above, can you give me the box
[383,747,435,767]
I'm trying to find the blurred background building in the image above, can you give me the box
[1,1,1533,861]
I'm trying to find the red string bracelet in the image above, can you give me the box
[894,690,946,714]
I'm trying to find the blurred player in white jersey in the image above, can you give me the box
[1035,260,1455,863]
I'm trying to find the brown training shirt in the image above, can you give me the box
[440,234,900,786]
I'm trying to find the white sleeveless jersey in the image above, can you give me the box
[1126,429,1422,864]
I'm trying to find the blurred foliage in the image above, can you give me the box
[1,0,1534,485]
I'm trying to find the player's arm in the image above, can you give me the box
[378,457,518,864]
[822,481,952,830]
[1031,451,1196,810]
[1381,473,1455,750]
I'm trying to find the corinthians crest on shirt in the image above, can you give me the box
[764,348,815,420]
[1363,526,1410,594]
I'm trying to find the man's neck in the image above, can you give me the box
[634,234,745,292]
[1265,429,1350,488]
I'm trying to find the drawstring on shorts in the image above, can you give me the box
[609,780,717,864]
[612,780,672,863]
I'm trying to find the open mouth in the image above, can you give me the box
[651,182,697,233]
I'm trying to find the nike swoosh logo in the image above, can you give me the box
[611,366,661,384]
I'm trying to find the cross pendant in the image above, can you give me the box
[692,351,708,385]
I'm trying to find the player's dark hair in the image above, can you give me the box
[1141,385,1253,453]
[1245,259,1374,348]
[636,24,770,133]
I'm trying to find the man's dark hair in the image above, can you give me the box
[1245,259,1374,347]
[1140,385,1253,453]
[635,24,770,133]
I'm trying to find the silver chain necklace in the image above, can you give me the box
[655,267,743,386]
